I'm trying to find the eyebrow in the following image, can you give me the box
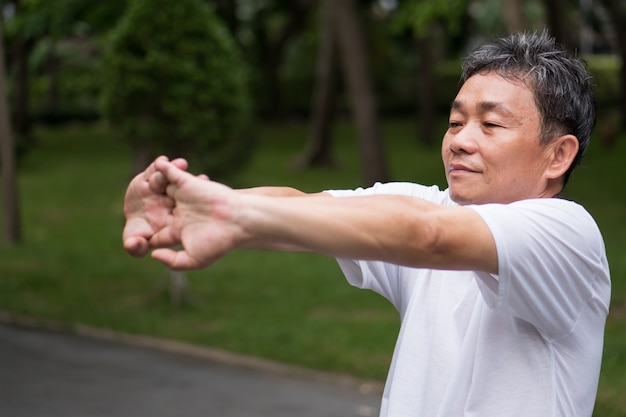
[450,100,519,120]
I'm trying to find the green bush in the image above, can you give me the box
[101,0,254,179]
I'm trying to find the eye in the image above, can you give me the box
[448,121,462,128]
[483,122,501,128]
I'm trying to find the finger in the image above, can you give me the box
[149,171,169,194]
[148,158,191,193]
[142,156,170,181]
[123,217,153,256]
[170,158,189,171]
[149,226,180,249]
[123,217,150,242]
[151,248,199,270]
[154,159,197,194]
[165,183,177,199]
[198,174,210,181]
[123,236,150,257]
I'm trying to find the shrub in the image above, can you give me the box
[101,0,254,179]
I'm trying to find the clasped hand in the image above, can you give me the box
[122,156,241,270]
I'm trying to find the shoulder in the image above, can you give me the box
[326,182,453,205]
[471,198,603,246]
[471,198,606,265]
[473,197,609,301]
[510,197,592,216]
[472,198,610,337]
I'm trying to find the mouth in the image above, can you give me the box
[448,163,478,174]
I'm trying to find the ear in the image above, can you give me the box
[545,134,579,179]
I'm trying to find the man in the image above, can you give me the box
[123,32,610,417]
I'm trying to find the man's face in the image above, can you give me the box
[442,72,555,205]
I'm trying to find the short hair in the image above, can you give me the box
[461,31,596,186]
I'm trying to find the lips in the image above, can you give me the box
[448,163,478,173]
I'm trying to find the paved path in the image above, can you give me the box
[0,323,381,417]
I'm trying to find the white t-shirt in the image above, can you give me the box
[327,182,610,417]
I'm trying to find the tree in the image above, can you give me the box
[293,0,340,169]
[261,0,313,120]
[101,0,253,178]
[414,26,440,147]
[226,0,314,119]
[2,0,127,147]
[393,0,466,147]
[333,0,388,185]
[502,0,527,33]
[0,18,21,244]
[542,0,576,52]
[102,0,253,305]
[3,0,38,142]
[598,0,626,130]
[297,0,388,185]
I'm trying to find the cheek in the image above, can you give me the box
[488,150,538,187]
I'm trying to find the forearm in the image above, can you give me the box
[238,186,329,198]
[236,186,330,252]
[235,193,495,271]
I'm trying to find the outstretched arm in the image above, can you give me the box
[148,160,498,273]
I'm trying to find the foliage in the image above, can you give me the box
[100,0,254,179]
[585,54,621,108]
[2,0,123,42]
[391,0,468,37]
[465,0,546,36]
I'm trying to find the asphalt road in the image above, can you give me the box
[0,323,382,417]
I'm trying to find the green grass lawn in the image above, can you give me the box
[1,119,625,415]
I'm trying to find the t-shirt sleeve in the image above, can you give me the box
[470,199,610,340]
[326,182,448,305]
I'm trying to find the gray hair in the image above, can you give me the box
[461,31,596,186]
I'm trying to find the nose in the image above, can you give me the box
[447,123,478,154]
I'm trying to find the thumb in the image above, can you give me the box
[123,236,149,258]
[149,226,179,249]
[151,248,198,270]
[122,217,153,257]
[154,158,195,190]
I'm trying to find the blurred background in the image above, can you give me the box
[0,1,625,416]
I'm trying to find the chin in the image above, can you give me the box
[449,189,493,205]
[449,192,475,206]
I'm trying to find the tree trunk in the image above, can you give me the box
[599,0,626,131]
[12,37,34,138]
[502,0,527,33]
[332,0,388,185]
[264,0,312,120]
[294,0,339,169]
[169,269,190,307]
[415,27,437,147]
[542,0,575,52]
[46,42,61,113]
[0,19,22,244]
